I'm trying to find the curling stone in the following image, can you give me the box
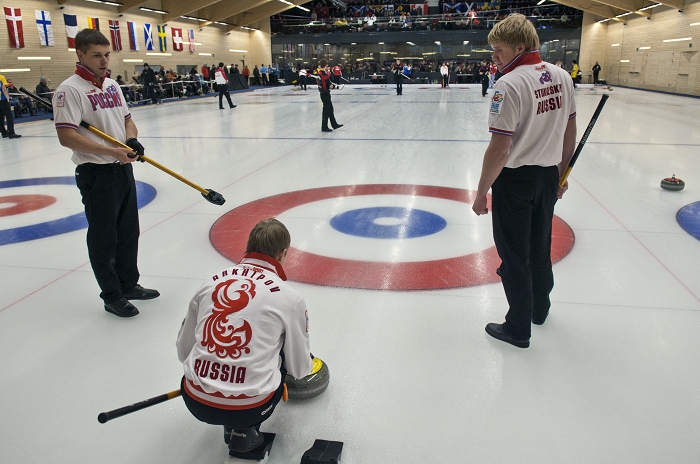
[660,175,685,191]
[285,357,330,400]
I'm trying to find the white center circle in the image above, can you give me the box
[373,217,404,226]
[0,202,18,209]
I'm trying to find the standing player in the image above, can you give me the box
[472,13,577,348]
[331,63,342,86]
[317,59,343,133]
[393,59,403,95]
[215,62,237,110]
[478,60,490,97]
[53,29,159,317]
[440,62,449,88]
[176,219,314,455]
[298,67,307,91]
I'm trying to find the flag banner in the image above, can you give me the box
[4,7,24,49]
[109,19,122,51]
[127,21,139,50]
[88,16,99,30]
[35,10,54,46]
[157,24,166,52]
[63,14,77,48]
[187,29,195,52]
[171,27,183,51]
[144,23,154,50]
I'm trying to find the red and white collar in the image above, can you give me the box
[500,50,542,75]
[75,62,106,89]
[239,252,287,280]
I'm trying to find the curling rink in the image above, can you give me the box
[1,83,699,463]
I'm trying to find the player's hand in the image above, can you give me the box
[111,147,139,164]
[472,195,489,215]
[557,180,568,199]
[125,137,145,161]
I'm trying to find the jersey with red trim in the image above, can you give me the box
[215,67,228,85]
[488,51,576,169]
[176,253,313,410]
[317,69,332,92]
[332,65,341,76]
[53,64,131,165]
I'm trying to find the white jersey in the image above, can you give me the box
[488,51,576,168]
[298,69,308,77]
[440,65,449,76]
[53,64,131,165]
[215,67,228,85]
[176,253,313,410]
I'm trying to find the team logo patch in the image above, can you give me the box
[210,185,574,291]
[539,71,552,84]
[203,278,254,359]
[490,90,505,114]
[55,91,65,107]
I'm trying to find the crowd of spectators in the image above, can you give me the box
[271,0,581,34]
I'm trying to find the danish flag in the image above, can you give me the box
[4,7,24,49]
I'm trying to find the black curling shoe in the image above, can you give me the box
[122,284,160,300]
[485,323,530,348]
[104,298,139,318]
[228,427,264,453]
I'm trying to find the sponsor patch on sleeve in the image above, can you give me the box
[55,91,65,107]
[489,90,505,114]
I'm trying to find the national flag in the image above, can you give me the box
[35,10,54,46]
[157,24,167,52]
[109,19,122,51]
[127,21,139,50]
[171,27,183,51]
[187,29,195,52]
[88,16,99,30]
[63,14,78,48]
[144,23,154,50]
[4,7,25,49]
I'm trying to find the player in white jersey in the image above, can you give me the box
[54,29,159,318]
[176,219,314,455]
[472,14,577,348]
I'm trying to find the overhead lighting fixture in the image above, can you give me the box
[198,53,214,56]
[638,46,651,49]
[406,41,415,45]
[86,0,123,6]
[462,41,469,44]
[663,37,692,42]
[597,18,611,23]
[422,52,437,55]
[457,54,471,57]
[552,39,559,42]
[379,51,393,54]
[229,49,248,52]
[0,68,30,72]
[17,56,51,60]
[279,0,293,4]
[620,59,630,62]
[611,43,620,46]
[435,41,441,45]
[691,22,700,26]
[638,3,662,10]
[68,48,76,52]
[214,21,233,26]
[323,43,330,46]
[615,12,632,17]
[146,52,172,56]
[351,42,356,45]
[140,7,169,14]
[378,42,384,44]
[296,5,310,12]
[181,15,207,21]
[537,0,546,4]
[241,26,258,31]
[123,59,144,62]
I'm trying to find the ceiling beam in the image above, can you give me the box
[199,0,272,26]
[227,0,307,30]
[551,0,627,20]
[592,0,652,17]
[162,0,222,22]
[118,0,150,13]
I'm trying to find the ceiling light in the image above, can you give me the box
[279,0,293,4]
[0,68,30,72]
[620,59,630,62]
[123,59,144,62]
[638,46,651,49]
[406,41,415,45]
[229,49,248,52]
[181,16,207,21]
[638,3,662,10]
[198,53,214,56]
[691,22,700,26]
[663,37,692,42]
[463,41,469,44]
[435,41,441,45]
[17,56,51,60]
[140,7,169,14]
[214,21,233,26]
[241,26,258,31]
[611,43,620,46]
[296,5,310,12]
[378,42,384,44]
[86,0,123,5]
[597,18,610,23]
[615,12,632,17]
[537,0,546,4]
[147,52,172,56]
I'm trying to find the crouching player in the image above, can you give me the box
[176,219,313,455]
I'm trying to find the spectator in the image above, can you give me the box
[7,80,36,117]
[261,64,268,86]
[570,59,581,87]
[115,75,136,102]
[592,61,601,84]
[232,64,240,75]
[1,79,21,138]
[140,63,158,104]
[36,77,52,99]
[201,62,210,81]
[242,65,250,85]
[253,65,260,85]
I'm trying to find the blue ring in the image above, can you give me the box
[677,201,700,242]
[0,176,156,246]
[330,207,447,239]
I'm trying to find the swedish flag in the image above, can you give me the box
[157,25,167,52]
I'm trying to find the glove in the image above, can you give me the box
[125,137,145,161]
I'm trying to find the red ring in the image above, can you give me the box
[0,195,57,218]
[210,185,574,290]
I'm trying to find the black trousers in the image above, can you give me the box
[298,76,306,90]
[396,76,403,94]
[219,88,234,108]
[491,165,559,340]
[181,367,286,430]
[481,78,489,96]
[320,92,338,129]
[593,72,599,84]
[0,100,15,135]
[442,74,449,87]
[75,162,140,303]
[144,83,158,103]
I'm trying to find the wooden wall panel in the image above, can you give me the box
[0,0,272,90]
[580,0,700,96]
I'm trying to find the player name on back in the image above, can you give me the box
[534,84,564,115]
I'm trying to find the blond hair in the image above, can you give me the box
[488,13,540,53]
[245,218,291,259]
